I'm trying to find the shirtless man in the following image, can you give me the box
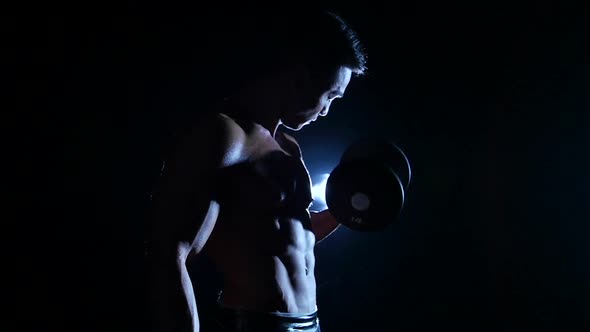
[147,10,367,332]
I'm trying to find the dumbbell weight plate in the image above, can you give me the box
[325,159,405,231]
[340,139,411,191]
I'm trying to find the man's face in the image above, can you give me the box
[282,65,352,130]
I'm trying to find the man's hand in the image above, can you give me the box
[310,209,341,244]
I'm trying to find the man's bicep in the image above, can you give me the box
[148,115,241,254]
[149,173,218,254]
[151,145,217,241]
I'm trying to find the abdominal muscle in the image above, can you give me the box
[204,212,317,314]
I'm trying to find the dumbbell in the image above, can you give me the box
[325,138,411,231]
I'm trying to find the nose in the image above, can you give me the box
[319,106,329,117]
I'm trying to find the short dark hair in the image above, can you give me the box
[275,10,368,76]
[323,11,368,75]
[217,9,368,86]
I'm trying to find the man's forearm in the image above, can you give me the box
[148,253,199,332]
[310,209,341,244]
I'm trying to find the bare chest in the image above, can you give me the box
[213,131,313,225]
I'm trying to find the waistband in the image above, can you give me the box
[213,305,320,332]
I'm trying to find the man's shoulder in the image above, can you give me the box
[176,113,248,167]
[196,112,246,136]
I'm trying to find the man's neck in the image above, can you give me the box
[220,88,282,137]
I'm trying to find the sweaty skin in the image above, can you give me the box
[205,114,317,313]
[148,66,352,332]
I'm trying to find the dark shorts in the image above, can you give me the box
[209,305,321,332]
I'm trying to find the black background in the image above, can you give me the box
[11,1,590,331]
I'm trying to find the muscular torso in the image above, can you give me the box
[201,114,317,314]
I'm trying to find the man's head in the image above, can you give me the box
[270,10,367,130]
[224,10,367,130]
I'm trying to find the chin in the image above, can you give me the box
[282,122,306,131]
[281,117,312,131]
